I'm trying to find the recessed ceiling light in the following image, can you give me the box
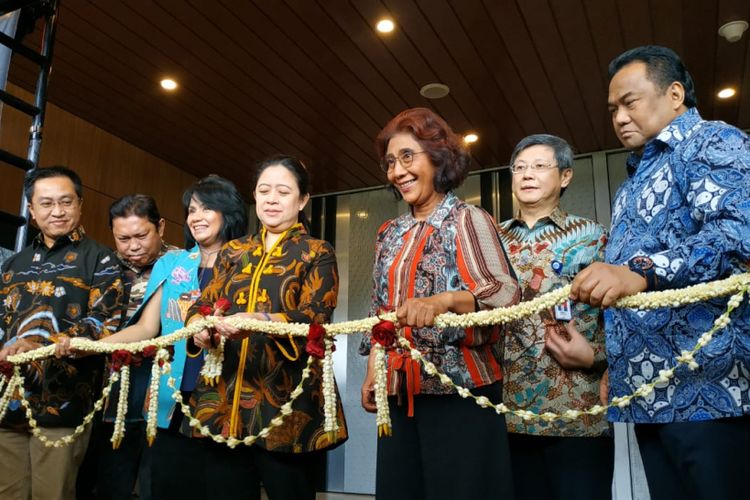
[463,133,479,144]
[355,210,369,220]
[160,78,178,91]
[420,83,450,99]
[717,87,736,99]
[376,18,395,33]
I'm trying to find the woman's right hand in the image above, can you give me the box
[361,351,378,413]
[193,328,220,349]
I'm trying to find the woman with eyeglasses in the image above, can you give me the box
[359,107,520,499]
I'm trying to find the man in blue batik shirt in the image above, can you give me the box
[571,45,750,500]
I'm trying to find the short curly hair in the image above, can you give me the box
[376,108,470,194]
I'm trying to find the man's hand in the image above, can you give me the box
[545,320,595,370]
[0,338,43,361]
[570,262,647,307]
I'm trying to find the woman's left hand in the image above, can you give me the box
[396,295,451,328]
[214,312,267,340]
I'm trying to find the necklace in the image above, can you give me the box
[199,246,221,267]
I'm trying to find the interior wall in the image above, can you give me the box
[0,82,198,248]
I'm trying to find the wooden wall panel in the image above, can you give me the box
[0,83,196,248]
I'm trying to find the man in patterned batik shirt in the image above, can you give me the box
[0,167,125,500]
[498,134,613,500]
[77,194,176,500]
[572,45,750,500]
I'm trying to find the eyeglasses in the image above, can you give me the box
[34,197,79,212]
[381,150,427,172]
[509,161,558,174]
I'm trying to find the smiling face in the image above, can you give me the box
[27,176,83,247]
[111,215,165,268]
[385,132,442,219]
[511,144,572,212]
[254,164,309,235]
[608,61,687,152]
[186,197,224,249]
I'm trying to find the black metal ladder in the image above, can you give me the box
[0,0,58,251]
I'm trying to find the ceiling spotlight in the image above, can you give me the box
[160,78,178,91]
[420,83,450,99]
[717,87,736,99]
[355,209,369,220]
[376,18,395,33]
[463,133,479,144]
[718,20,748,43]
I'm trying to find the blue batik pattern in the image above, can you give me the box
[605,108,750,423]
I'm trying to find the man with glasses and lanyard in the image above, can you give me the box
[498,134,613,500]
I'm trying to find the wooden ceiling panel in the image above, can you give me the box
[423,0,525,165]
[485,0,576,146]
[682,0,720,118]
[386,0,507,160]
[651,0,684,51]
[4,0,748,195]
[517,0,599,153]
[549,0,609,149]
[615,0,653,49]
[453,0,545,141]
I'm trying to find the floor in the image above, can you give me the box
[260,492,373,500]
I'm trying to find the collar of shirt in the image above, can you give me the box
[391,191,458,237]
[32,225,86,250]
[251,222,307,248]
[509,206,568,232]
[626,107,703,176]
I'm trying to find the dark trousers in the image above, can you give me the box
[508,432,614,500]
[204,441,322,500]
[635,416,750,500]
[151,413,321,500]
[150,423,208,500]
[76,417,151,500]
[376,381,513,500]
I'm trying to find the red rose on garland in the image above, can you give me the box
[141,345,158,358]
[199,298,233,318]
[111,350,133,372]
[305,323,333,359]
[372,319,397,347]
[214,298,232,314]
[0,360,13,379]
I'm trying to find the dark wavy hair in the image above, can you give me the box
[376,108,470,197]
[253,155,312,232]
[608,45,697,108]
[182,175,248,248]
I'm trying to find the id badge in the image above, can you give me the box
[554,299,573,321]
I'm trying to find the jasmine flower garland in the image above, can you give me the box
[0,273,746,448]
[146,348,171,446]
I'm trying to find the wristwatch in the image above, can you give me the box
[628,255,658,290]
